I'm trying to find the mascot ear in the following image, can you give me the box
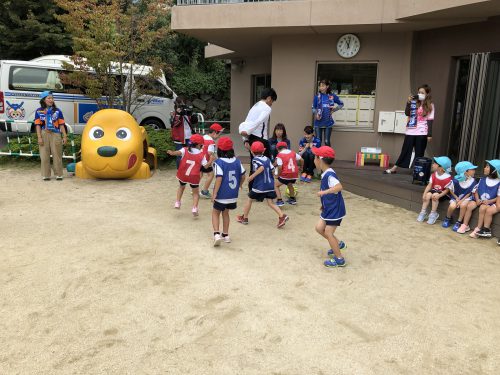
[6,101,12,107]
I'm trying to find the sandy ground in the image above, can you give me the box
[1,164,500,375]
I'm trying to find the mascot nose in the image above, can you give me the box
[97,146,118,157]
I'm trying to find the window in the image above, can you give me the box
[9,66,64,92]
[252,74,271,105]
[316,62,378,131]
[134,76,174,99]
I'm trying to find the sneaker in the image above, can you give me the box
[286,198,297,205]
[276,199,285,207]
[497,238,500,246]
[441,217,452,228]
[222,235,231,243]
[42,177,50,181]
[305,174,313,183]
[277,214,289,228]
[200,190,211,199]
[427,211,439,225]
[192,206,199,217]
[452,221,462,232]
[174,201,181,209]
[457,224,470,234]
[213,233,222,247]
[328,240,347,256]
[324,257,346,268]
[56,176,63,181]
[469,227,480,238]
[300,173,307,182]
[417,210,427,222]
[476,228,492,238]
[236,215,248,225]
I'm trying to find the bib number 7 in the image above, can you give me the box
[185,160,195,176]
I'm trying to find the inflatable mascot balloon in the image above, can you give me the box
[76,109,157,179]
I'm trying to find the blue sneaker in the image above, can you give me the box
[324,257,346,268]
[286,198,297,205]
[276,199,285,207]
[327,241,346,256]
[442,217,452,228]
[452,221,462,232]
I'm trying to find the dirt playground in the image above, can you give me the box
[1,165,499,375]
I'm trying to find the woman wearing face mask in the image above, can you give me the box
[384,84,434,174]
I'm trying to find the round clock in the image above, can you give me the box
[337,34,360,59]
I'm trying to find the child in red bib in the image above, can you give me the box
[274,142,302,206]
[167,134,208,216]
[417,156,452,225]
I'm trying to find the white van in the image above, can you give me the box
[0,55,176,133]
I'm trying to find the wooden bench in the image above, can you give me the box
[355,152,390,168]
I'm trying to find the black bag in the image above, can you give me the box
[412,157,432,185]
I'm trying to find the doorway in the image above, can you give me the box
[449,52,500,167]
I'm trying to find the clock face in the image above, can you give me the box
[337,34,360,58]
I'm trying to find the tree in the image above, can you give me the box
[0,0,72,60]
[55,0,172,113]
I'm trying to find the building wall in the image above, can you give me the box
[268,32,413,161]
[230,56,272,155]
[412,17,500,157]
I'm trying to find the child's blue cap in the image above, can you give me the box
[433,156,452,173]
[39,91,53,100]
[454,161,477,182]
[486,159,500,174]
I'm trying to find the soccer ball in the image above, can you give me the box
[285,185,298,198]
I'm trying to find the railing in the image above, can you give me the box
[0,120,77,162]
[176,0,289,5]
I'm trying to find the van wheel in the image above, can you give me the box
[141,118,165,130]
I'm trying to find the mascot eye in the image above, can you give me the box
[89,126,104,140]
[116,127,131,141]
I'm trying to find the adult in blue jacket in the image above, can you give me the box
[312,79,344,147]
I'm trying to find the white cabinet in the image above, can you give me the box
[378,111,396,133]
[394,111,408,134]
[335,95,375,127]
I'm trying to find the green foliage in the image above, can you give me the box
[0,0,72,60]
[171,60,230,100]
[144,126,175,162]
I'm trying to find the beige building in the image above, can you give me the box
[172,0,500,166]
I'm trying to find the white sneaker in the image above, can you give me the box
[192,206,199,217]
[56,176,63,181]
[223,235,231,243]
[174,201,181,209]
[417,210,427,222]
[427,211,439,225]
[213,234,222,247]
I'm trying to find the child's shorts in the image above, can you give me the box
[430,189,450,201]
[278,177,296,185]
[324,218,342,227]
[213,201,237,211]
[450,196,474,204]
[179,181,199,188]
[201,165,213,173]
[248,190,277,202]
